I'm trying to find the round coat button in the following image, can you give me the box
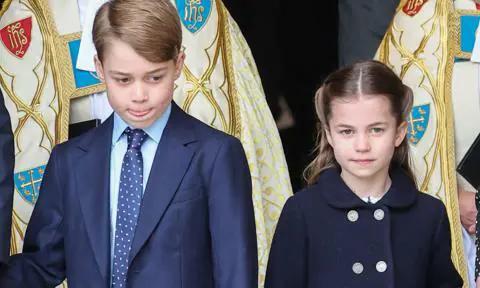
[352,262,364,274]
[376,261,387,272]
[347,210,359,222]
[374,209,385,221]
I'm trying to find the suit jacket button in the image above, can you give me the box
[347,210,359,222]
[352,262,364,274]
[376,261,387,272]
[374,209,385,221]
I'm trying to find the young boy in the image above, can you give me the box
[0,0,257,287]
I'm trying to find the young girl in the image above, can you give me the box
[265,60,463,288]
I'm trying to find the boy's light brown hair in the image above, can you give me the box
[92,0,182,63]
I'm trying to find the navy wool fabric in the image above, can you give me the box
[265,167,463,288]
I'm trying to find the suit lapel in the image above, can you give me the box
[129,103,196,264]
[75,116,113,283]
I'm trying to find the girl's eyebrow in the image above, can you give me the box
[334,123,354,129]
[334,122,388,129]
[368,122,388,127]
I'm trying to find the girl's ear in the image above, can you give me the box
[395,121,408,147]
[325,126,333,147]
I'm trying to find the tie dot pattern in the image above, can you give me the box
[112,128,147,288]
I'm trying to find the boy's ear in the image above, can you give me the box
[174,52,185,80]
[94,55,105,82]
[395,121,408,147]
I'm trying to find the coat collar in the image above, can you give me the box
[75,115,113,283]
[317,166,418,209]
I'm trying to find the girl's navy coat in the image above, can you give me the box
[265,167,463,288]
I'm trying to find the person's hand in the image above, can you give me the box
[458,187,477,234]
[476,276,480,287]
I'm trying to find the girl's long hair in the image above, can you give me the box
[304,60,415,185]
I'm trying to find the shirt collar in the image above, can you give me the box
[360,195,383,204]
[112,103,172,146]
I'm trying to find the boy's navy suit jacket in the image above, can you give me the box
[0,102,258,288]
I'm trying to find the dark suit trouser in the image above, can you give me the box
[338,0,399,66]
[0,90,14,266]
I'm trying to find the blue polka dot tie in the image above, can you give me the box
[112,128,147,288]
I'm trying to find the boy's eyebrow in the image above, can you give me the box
[109,67,168,76]
[109,70,131,76]
[146,67,168,74]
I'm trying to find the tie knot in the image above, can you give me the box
[125,128,147,150]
